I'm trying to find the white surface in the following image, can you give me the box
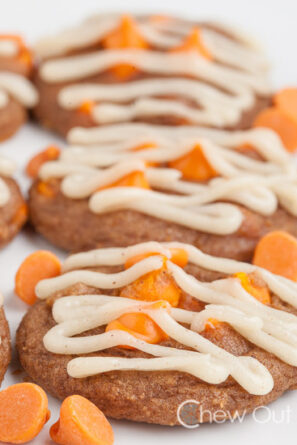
[0,1,297,444]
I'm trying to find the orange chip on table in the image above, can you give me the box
[50,395,114,445]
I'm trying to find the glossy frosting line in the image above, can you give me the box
[0,71,38,108]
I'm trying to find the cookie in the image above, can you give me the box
[0,156,27,247]
[16,242,297,425]
[0,35,38,141]
[0,296,10,385]
[28,124,297,261]
[33,14,271,137]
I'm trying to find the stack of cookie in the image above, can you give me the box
[1,13,297,436]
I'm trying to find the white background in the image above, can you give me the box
[1,1,297,444]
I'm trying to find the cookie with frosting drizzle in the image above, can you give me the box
[0,155,27,247]
[33,13,271,137]
[0,294,10,386]
[28,123,297,260]
[0,34,38,141]
[16,241,297,425]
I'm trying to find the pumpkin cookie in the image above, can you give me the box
[0,155,27,247]
[33,14,271,137]
[28,124,297,261]
[0,297,10,385]
[16,241,297,425]
[0,35,38,141]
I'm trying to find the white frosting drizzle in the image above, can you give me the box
[67,122,287,164]
[0,155,16,207]
[38,123,297,232]
[58,78,250,126]
[40,49,270,94]
[34,14,267,65]
[36,13,270,128]
[39,158,244,234]
[41,241,297,395]
[0,71,38,109]
[0,39,18,57]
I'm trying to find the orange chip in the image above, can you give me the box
[120,259,181,307]
[130,141,157,152]
[78,100,95,115]
[26,145,61,178]
[204,317,223,331]
[234,272,271,305]
[37,180,56,198]
[50,395,114,445]
[169,144,217,181]
[106,311,168,349]
[274,88,297,125]
[253,231,297,281]
[0,383,50,444]
[0,34,32,68]
[124,247,188,269]
[171,27,213,60]
[15,250,61,305]
[102,15,149,79]
[98,170,150,191]
[253,107,297,152]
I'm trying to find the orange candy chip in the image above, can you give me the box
[274,88,297,125]
[253,88,297,152]
[205,271,271,331]
[78,100,95,115]
[204,317,223,332]
[169,144,217,181]
[102,15,149,79]
[130,141,157,152]
[253,231,297,281]
[121,249,188,308]
[253,107,297,153]
[15,250,61,305]
[121,257,181,307]
[50,395,114,445]
[0,34,32,67]
[124,247,189,269]
[171,27,213,60]
[0,383,50,444]
[106,305,169,349]
[234,272,271,305]
[37,180,56,198]
[99,170,150,191]
[26,145,61,178]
